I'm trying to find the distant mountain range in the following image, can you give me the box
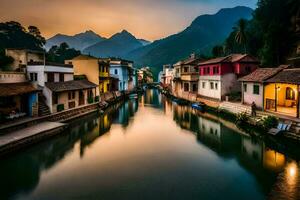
[126,6,253,75]
[82,30,147,58]
[45,30,106,51]
[45,6,253,77]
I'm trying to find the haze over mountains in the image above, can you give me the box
[45,6,253,75]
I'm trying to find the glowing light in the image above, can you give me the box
[288,163,297,178]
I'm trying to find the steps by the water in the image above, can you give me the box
[38,94,51,116]
[219,102,252,115]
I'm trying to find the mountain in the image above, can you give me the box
[126,6,253,75]
[138,39,151,46]
[45,30,106,51]
[82,30,143,58]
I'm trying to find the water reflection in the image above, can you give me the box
[0,89,299,200]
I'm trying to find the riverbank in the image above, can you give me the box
[0,90,137,156]
[159,87,300,141]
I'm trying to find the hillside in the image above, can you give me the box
[126,6,253,75]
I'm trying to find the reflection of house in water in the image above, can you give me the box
[141,89,161,107]
[112,99,138,126]
[198,117,222,148]
[173,105,199,132]
[0,113,99,200]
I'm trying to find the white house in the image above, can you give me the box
[109,59,133,91]
[239,66,287,109]
[27,62,74,87]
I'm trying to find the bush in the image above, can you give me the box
[236,112,250,126]
[88,97,94,104]
[57,104,64,112]
[260,116,278,130]
[95,96,100,102]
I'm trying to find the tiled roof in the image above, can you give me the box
[265,68,300,84]
[0,82,37,97]
[239,65,288,82]
[45,80,97,92]
[198,54,259,66]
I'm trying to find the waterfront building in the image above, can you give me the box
[198,54,259,100]
[5,48,44,71]
[0,72,38,119]
[109,58,134,91]
[172,53,203,98]
[239,66,287,109]
[137,66,154,85]
[65,55,108,95]
[159,64,174,89]
[44,80,98,113]
[263,68,300,117]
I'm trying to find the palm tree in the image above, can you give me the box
[235,19,248,54]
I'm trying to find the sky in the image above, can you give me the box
[0,0,258,41]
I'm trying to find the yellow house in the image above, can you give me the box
[65,55,111,95]
[264,69,300,117]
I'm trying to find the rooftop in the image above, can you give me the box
[198,54,259,66]
[265,68,300,84]
[0,82,37,97]
[45,80,97,92]
[238,65,289,82]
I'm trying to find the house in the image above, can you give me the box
[65,55,108,95]
[160,65,174,88]
[198,54,259,100]
[239,66,287,109]
[0,72,38,119]
[27,61,98,114]
[27,62,74,87]
[5,48,44,71]
[44,80,98,113]
[263,68,300,117]
[172,53,203,97]
[109,59,134,91]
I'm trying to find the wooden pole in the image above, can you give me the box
[275,84,277,112]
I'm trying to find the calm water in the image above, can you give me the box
[1,89,300,200]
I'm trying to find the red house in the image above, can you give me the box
[198,54,259,100]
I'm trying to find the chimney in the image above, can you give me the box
[190,53,196,59]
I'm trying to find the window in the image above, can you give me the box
[210,82,214,90]
[246,66,251,73]
[213,66,219,74]
[47,72,54,82]
[53,93,58,104]
[88,89,93,98]
[59,73,64,82]
[286,87,295,100]
[202,82,206,89]
[30,73,37,81]
[244,84,247,92]
[184,83,189,92]
[68,91,75,100]
[114,69,118,75]
[184,67,188,73]
[253,85,260,95]
[192,84,197,92]
[215,83,218,90]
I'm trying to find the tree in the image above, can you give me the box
[234,19,248,53]
[46,42,80,63]
[212,45,225,57]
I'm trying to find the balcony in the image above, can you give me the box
[180,72,199,82]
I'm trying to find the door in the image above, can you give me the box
[79,91,85,106]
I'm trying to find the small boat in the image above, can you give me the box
[191,102,206,112]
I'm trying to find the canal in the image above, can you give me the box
[1,89,300,200]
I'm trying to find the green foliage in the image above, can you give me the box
[0,21,45,70]
[95,96,100,102]
[212,45,225,57]
[46,42,80,64]
[215,0,298,66]
[88,97,94,104]
[260,116,279,130]
[235,112,250,126]
[57,104,64,112]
